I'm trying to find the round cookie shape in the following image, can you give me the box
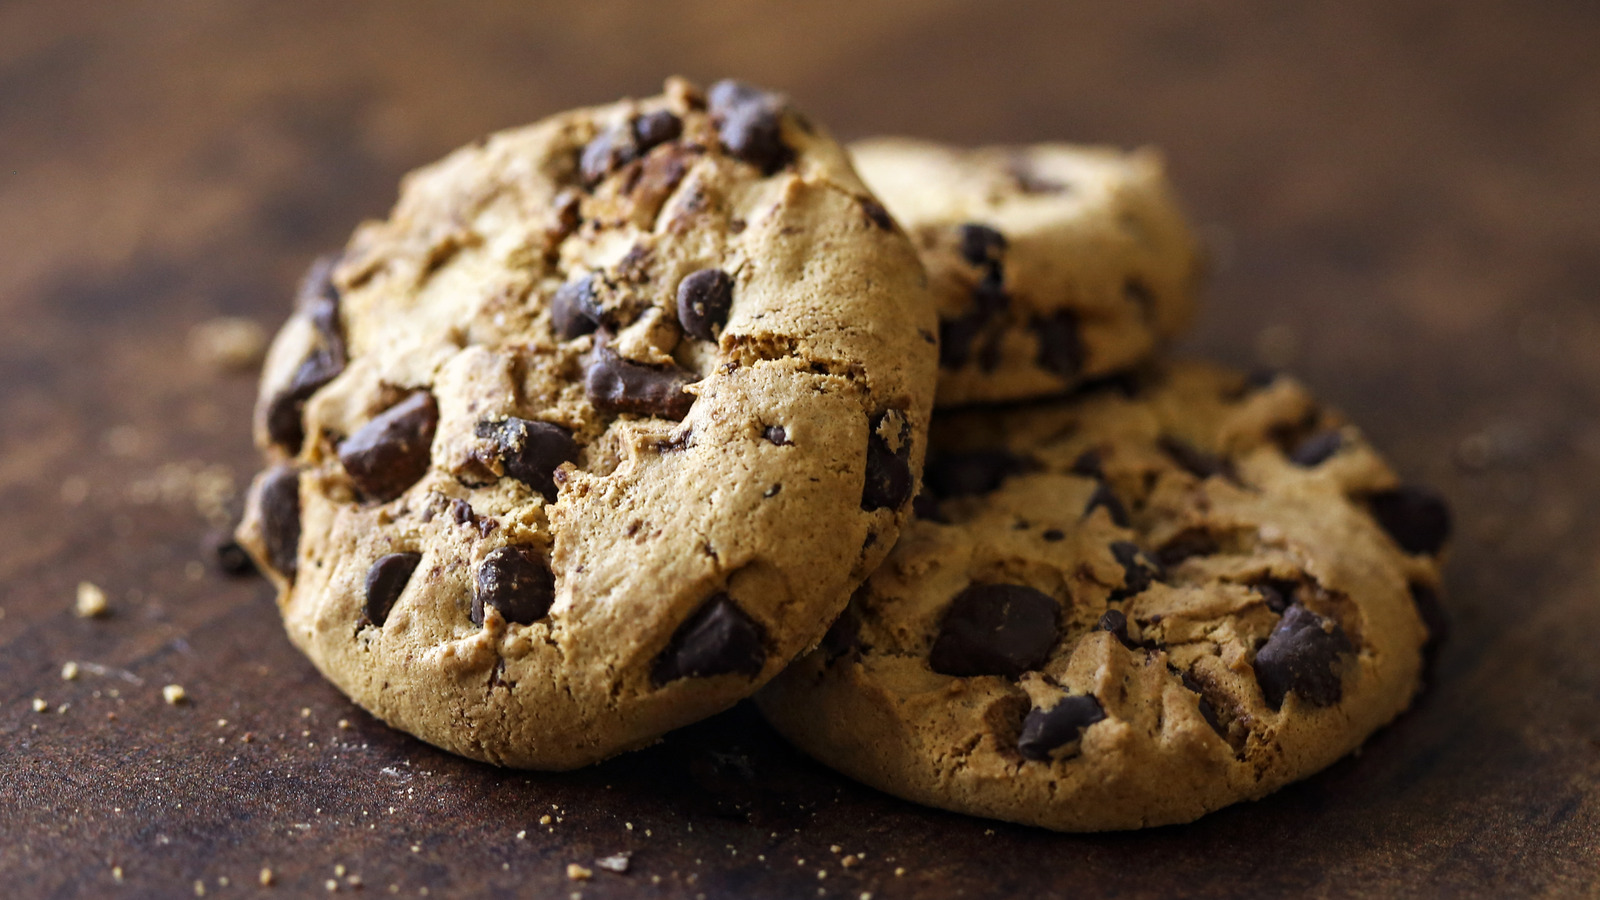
[236,78,937,769]
[758,361,1449,831]
[849,138,1203,407]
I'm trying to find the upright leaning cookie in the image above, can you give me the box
[236,78,937,769]
[850,138,1203,407]
[758,362,1449,830]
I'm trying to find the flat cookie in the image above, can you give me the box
[236,78,937,769]
[758,362,1450,830]
[850,138,1203,407]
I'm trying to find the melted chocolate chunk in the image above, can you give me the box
[957,223,1007,269]
[762,425,789,446]
[1017,695,1105,761]
[859,196,894,230]
[652,593,767,684]
[1253,603,1353,709]
[922,449,1027,498]
[1253,578,1300,613]
[820,607,861,662]
[338,392,438,503]
[584,345,697,419]
[632,109,682,151]
[1097,608,1135,649]
[258,465,301,579]
[912,490,943,521]
[676,268,734,341]
[264,348,343,452]
[1083,482,1130,528]
[209,533,257,578]
[1409,582,1449,652]
[364,552,422,626]
[472,546,555,626]
[579,123,639,185]
[1179,670,1226,736]
[1035,311,1085,378]
[1159,436,1232,480]
[929,584,1059,678]
[1368,486,1452,555]
[1289,430,1344,467]
[551,274,603,339]
[298,253,347,354]
[707,80,791,174]
[938,311,988,369]
[474,418,576,502]
[1109,541,1162,600]
[861,412,913,512]
[1070,449,1105,478]
[1154,528,1219,568]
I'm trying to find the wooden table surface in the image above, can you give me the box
[4,2,1598,897]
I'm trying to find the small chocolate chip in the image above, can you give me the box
[1254,603,1353,709]
[264,348,344,452]
[1083,482,1130,528]
[474,418,577,502]
[820,608,861,662]
[676,268,734,341]
[364,552,422,627]
[929,584,1059,678]
[1109,541,1162,599]
[1179,670,1226,736]
[579,123,639,186]
[1041,528,1064,542]
[1154,529,1219,568]
[957,223,1007,268]
[922,449,1026,498]
[1158,436,1232,480]
[762,425,789,446]
[971,273,1009,316]
[297,254,347,358]
[1097,608,1135,648]
[1017,695,1105,761]
[938,311,987,369]
[1409,582,1449,652]
[551,274,603,339]
[584,345,697,420]
[1289,430,1344,467]
[211,535,257,578]
[652,593,767,684]
[632,109,682,151]
[472,546,555,626]
[707,80,791,173]
[1253,578,1300,613]
[860,196,894,230]
[1035,311,1085,378]
[1070,449,1104,478]
[258,465,301,579]
[861,412,913,512]
[338,392,438,503]
[1368,486,1452,555]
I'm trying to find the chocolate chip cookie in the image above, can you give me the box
[236,78,937,769]
[850,138,1203,407]
[758,361,1449,830]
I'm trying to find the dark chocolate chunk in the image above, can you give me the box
[364,552,422,626]
[707,80,791,174]
[264,347,344,452]
[1070,449,1104,479]
[338,391,438,503]
[1179,670,1225,736]
[957,223,1007,268]
[762,425,789,446]
[1123,278,1155,316]
[297,253,347,359]
[1368,486,1452,555]
[1017,695,1105,761]
[860,196,894,230]
[1154,529,1219,568]
[929,583,1059,678]
[471,545,555,626]
[1289,430,1344,467]
[1409,582,1449,652]
[1159,436,1232,480]
[474,418,577,502]
[579,123,639,185]
[1097,608,1134,649]
[1253,603,1353,709]
[912,490,943,521]
[551,274,603,339]
[210,534,257,578]
[1253,578,1300,613]
[938,311,987,368]
[652,593,767,684]
[861,411,913,512]
[1083,482,1130,528]
[820,607,861,662]
[1041,528,1064,542]
[971,273,1009,316]
[1109,541,1163,599]
[258,465,301,579]
[632,109,682,151]
[922,449,1027,499]
[584,345,697,420]
[676,268,734,341]
[1035,311,1085,378]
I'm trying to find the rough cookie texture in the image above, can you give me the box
[236,78,937,769]
[850,138,1203,407]
[759,361,1449,830]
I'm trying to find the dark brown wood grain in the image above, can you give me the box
[3,1,1599,897]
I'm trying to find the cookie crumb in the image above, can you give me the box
[61,661,80,681]
[595,853,630,873]
[189,316,268,371]
[76,582,110,618]
[194,880,206,896]
[325,879,338,892]
[841,854,859,868]
[347,875,363,888]
[516,830,526,840]
[624,822,633,831]
[334,864,347,877]
[31,698,48,713]
[163,684,189,705]
[260,868,274,886]
[112,866,124,883]
[830,845,841,854]
[338,719,351,729]
[895,867,906,877]
[539,815,552,825]
[566,863,592,881]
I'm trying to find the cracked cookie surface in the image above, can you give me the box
[235,78,937,769]
[850,138,1203,407]
[758,361,1449,830]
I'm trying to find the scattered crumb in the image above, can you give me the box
[566,863,592,881]
[76,582,110,618]
[32,698,48,713]
[895,867,906,876]
[861,893,873,900]
[163,684,189,705]
[841,855,859,868]
[338,719,351,729]
[625,822,633,831]
[302,708,312,718]
[817,870,827,880]
[516,830,526,840]
[539,815,552,826]
[325,879,338,892]
[347,875,363,888]
[334,864,347,877]
[189,316,268,371]
[112,866,124,883]
[61,661,81,681]
[194,880,206,896]
[830,845,841,854]
[259,868,274,886]
[595,853,630,873]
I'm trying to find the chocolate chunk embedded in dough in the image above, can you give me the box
[472,546,555,626]
[338,392,438,503]
[675,267,734,341]
[1253,603,1353,709]
[1017,695,1105,761]
[258,465,301,579]
[930,584,1059,678]
[652,594,767,684]
[1368,486,1452,555]
[583,345,697,420]
[475,418,576,502]
[364,552,422,626]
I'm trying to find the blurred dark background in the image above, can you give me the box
[2,2,1597,897]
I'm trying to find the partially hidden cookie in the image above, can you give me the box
[236,78,938,769]
[758,361,1450,830]
[850,138,1203,407]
